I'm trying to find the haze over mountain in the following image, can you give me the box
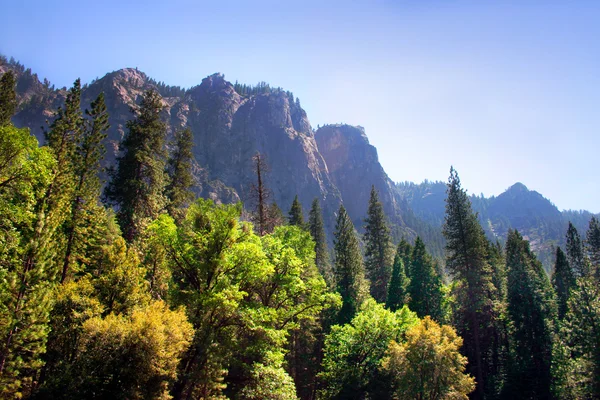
[1,56,597,268]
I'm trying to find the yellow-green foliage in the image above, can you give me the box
[381,316,475,400]
[64,300,193,399]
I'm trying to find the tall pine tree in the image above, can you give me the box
[308,198,332,285]
[105,89,168,242]
[363,186,394,303]
[166,127,195,221]
[386,241,410,312]
[442,167,500,399]
[334,204,369,324]
[0,70,17,126]
[504,230,555,399]
[60,92,109,283]
[407,237,443,321]
[566,222,588,278]
[552,247,575,320]
[288,195,304,227]
[587,216,600,275]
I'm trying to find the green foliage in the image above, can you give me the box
[288,195,305,227]
[566,222,588,278]
[386,241,410,311]
[308,198,332,286]
[407,237,444,321]
[442,167,502,399]
[151,199,337,398]
[504,230,555,399]
[0,124,58,397]
[60,91,110,283]
[166,127,195,221]
[45,301,193,400]
[587,216,600,274]
[381,316,475,400]
[105,89,168,242]
[318,299,418,399]
[552,247,575,320]
[0,70,17,126]
[363,186,394,303]
[333,204,369,324]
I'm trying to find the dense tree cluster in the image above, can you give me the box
[0,69,598,399]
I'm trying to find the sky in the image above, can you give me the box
[1,0,599,212]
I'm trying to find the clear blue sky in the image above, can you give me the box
[2,0,599,212]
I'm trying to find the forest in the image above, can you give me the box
[0,70,599,400]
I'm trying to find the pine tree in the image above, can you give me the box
[308,198,332,284]
[386,242,410,311]
[334,204,369,324]
[363,186,394,303]
[566,222,588,278]
[0,70,17,126]
[395,238,413,278]
[166,127,195,221]
[288,195,304,227]
[587,216,600,274]
[552,247,575,320]
[504,230,555,399]
[249,152,272,236]
[442,167,499,400]
[105,89,168,242]
[60,92,109,283]
[407,237,443,321]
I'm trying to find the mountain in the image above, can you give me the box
[398,180,599,270]
[1,55,596,265]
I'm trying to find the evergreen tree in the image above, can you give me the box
[288,195,305,227]
[566,222,588,278]
[442,167,499,400]
[386,241,410,311]
[105,89,168,242]
[407,237,443,321]
[308,198,332,285]
[395,238,413,278]
[552,247,575,320]
[0,125,58,397]
[363,186,394,303]
[504,230,555,399]
[166,127,195,221]
[60,92,109,283]
[334,204,369,324]
[587,216,600,274]
[249,152,279,236]
[0,70,17,126]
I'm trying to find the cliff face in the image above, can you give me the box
[315,124,411,235]
[3,63,344,238]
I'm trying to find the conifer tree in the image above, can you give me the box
[552,247,576,320]
[504,230,555,399]
[566,222,588,277]
[60,92,109,283]
[386,242,410,311]
[363,186,394,303]
[105,89,168,242]
[334,204,369,324]
[250,152,271,236]
[587,216,600,273]
[407,237,443,321]
[0,125,58,397]
[395,238,413,278]
[442,167,499,400]
[0,70,17,126]
[288,195,304,227]
[308,198,332,284]
[166,127,195,221]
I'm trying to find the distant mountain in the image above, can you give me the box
[1,55,596,265]
[397,180,598,270]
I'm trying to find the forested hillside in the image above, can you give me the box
[1,60,599,399]
[398,180,598,271]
